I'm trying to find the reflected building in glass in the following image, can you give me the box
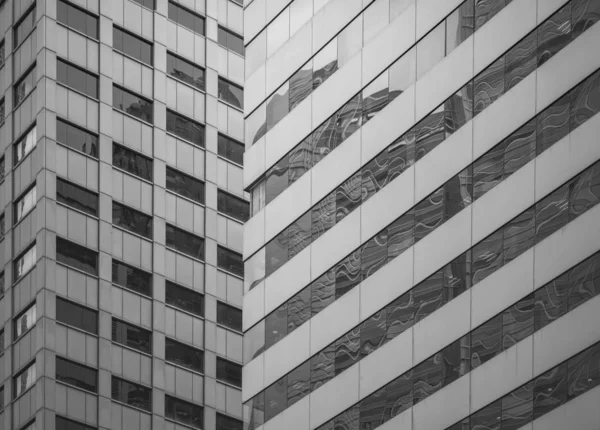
[242,0,600,429]
[0,0,247,429]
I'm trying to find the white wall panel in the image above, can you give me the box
[242,281,264,331]
[413,375,470,430]
[529,385,600,430]
[309,365,360,429]
[242,352,264,402]
[264,396,310,430]
[264,170,311,240]
[415,0,461,40]
[243,135,265,189]
[264,247,311,317]
[312,0,362,52]
[264,322,310,388]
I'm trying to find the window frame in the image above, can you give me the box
[218,76,244,110]
[56,117,99,158]
[14,243,36,283]
[217,245,244,278]
[165,224,205,261]
[113,25,153,66]
[56,57,99,99]
[217,189,249,222]
[13,360,36,399]
[111,259,153,297]
[112,201,153,239]
[111,375,152,412]
[218,26,244,56]
[14,124,37,166]
[55,415,96,430]
[216,301,242,332]
[111,317,152,355]
[56,177,99,217]
[166,109,205,147]
[55,356,98,393]
[56,296,98,335]
[165,394,204,429]
[56,236,98,276]
[166,165,205,205]
[216,357,242,388]
[217,133,244,166]
[13,63,36,108]
[14,183,37,225]
[165,280,204,318]
[13,301,36,341]
[57,0,99,39]
[167,1,206,36]
[113,84,154,124]
[166,51,205,91]
[112,142,153,182]
[165,337,205,374]
[14,4,36,49]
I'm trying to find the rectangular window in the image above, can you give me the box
[0,213,4,238]
[14,7,36,48]
[14,185,36,224]
[0,385,3,411]
[218,26,244,56]
[14,302,36,340]
[14,244,36,282]
[57,0,98,39]
[166,110,205,147]
[217,190,249,222]
[216,357,242,388]
[56,178,99,216]
[218,134,244,166]
[55,356,98,393]
[14,126,37,164]
[112,202,152,239]
[56,237,98,276]
[216,302,242,332]
[0,98,4,124]
[111,376,151,411]
[14,65,36,106]
[112,142,153,181]
[165,395,203,429]
[217,413,243,430]
[113,26,152,65]
[113,85,153,123]
[166,166,205,204]
[57,118,98,158]
[56,416,96,430]
[14,361,36,398]
[168,2,205,35]
[167,52,205,91]
[166,224,205,260]
[56,297,98,334]
[131,0,155,9]
[217,246,243,277]
[0,40,5,69]
[0,329,4,355]
[165,337,204,373]
[57,58,98,98]
[0,157,4,179]
[165,281,204,317]
[112,318,152,354]
[218,77,243,110]
[112,260,152,297]
[0,272,4,296]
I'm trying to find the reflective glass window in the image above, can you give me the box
[14,126,37,164]
[217,414,243,430]
[113,85,153,123]
[56,297,98,334]
[113,26,153,65]
[167,52,205,90]
[111,376,151,411]
[57,58,98,98]
[165,281,204,317]
[112,142,153,181]
[218,134,244,165]
[165,395,203,429]
[56,237,98,276]
[0,41,4,69]
[57,0,98,38]
[313,39,338,90]
[131,0,155,9]
[14,244,36,281]
[217,246,244,277]
[56,356,98,392]
[216,357,242,387]
[217,302,242,332]
[112,260,152,297]
[57,118,98,157]
[166,110,205,147]
[14,185,36,224]
[14,7,36,48]
[218,26,244,56]
[168,1,205,35]
[166,224,205,260]
[14,361,36,398]
[56,178,98,216]
[14,303,36,339]
[112,318,152,354]
[165,337,204,373]
[112,201,152,239]
[166,166,205,204]
[217,190,249,222]
[417,22,445,79]
[218,77,244,109]
[56,416,96,430]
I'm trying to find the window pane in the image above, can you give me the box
[56,356,98,392]
[14,244,36,281]
[218,77,244,109]
[217,302,242,331]
[166,281,204,317]
[216,413,243,430]
[217,246,244,277]
[112,318,152,354]
[14,185,36,224]
[166,224,205,260]
[168,1,205,35]
[14,7,36,48]
[216,357,242,387]
[56,297,98,334]
[57,118,98,157]
[111,376,151,411]
[165,337,204,373]
[57,178,98,216]
[167,52,205,90]
[14,126,37,164]
[57,0,98,38]
[14,303,36,339]
[217,134,244,166]
[166,166,205,204]
[113,85,153,123]
[165,395,204,429]
[56,416,96,430]
[14,361,36,398]
[113,27,153,65]
[112,259,152,297]
[112,142,153,181]
[56,59,98,98]
[112,201,153,239]
[166,110,205,147]
[56,237,98,276]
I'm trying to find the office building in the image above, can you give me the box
[242,0,600,429]
[0,0,247,429]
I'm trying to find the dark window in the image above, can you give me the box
[0,156,4,179]
[166,166,205,204]
[56,297,98,334]
[112,143,153,181]
[167,52,205,91]
[0,329,4,355]
[166,224,205,260]
[112,202,152,239]
[14,7,36,48]
[216,302,242,332]
[218,77,243,110]
[216,357,242,387]
[218,26,244,56]
[56,118,98,157]
[0,272,4,296]
[166,110,205,147]
[0,98,4,124]
[14,244,36,281]
[0,40,5,69]
[131,0,154,9]
[168,2,205,35]
[112,318,152,354]
[56,178,98,216]
[57,59,98,98]
[0,213,4,237]
[56,416,96,430]
[165,281,204,317]
[165,395,204,429]
[14,65,36,106]
[113,26,152,65]
[111,376,151,411]
[165,337,204,373]
[0,385,3,411]
[56,237,98,276]
[216,413,243,430]
[14,303,36,340]
[113,85,153,123]
[217,190,249,222]
[55,356,98,392]
[14,185,36,224]
[14,126,37,164]
[217,246,244,277]
[14,361,36,398]
[218,134,244,165]
[112,260,152,297]
[57,0,98,38]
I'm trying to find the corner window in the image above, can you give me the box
[56,297,98,334]
[14,126,37,164]
[112,318,152,354]
[167,52,205,91]
[112,259,152,297]
[113,85,153,123]
[14,244,36,282]
[55,356,98,393]
[218,134,244,166]
[166,110,204,147]
[14,361,36,398]
[14,184,36,224]
[217,190,249,222]
[112,143,153,181]
[166,224,205,261]
[56,178,98,216]
[57,0,98,39]
[57,58,98,98]
[168,2,205,35]
[14,302,36,340]
[218,77,243,110]
[216,302,242,332]
[111,376,152,411]
[216,357,242,388]
[14,65,36,106]
[165,281,204,317]
[165,395,203,429]
[217,246,244,277]
[166,166,205,204]
[112,201,153,239]
[14,6,36,48]
[56,118,98,158]
[56,237,98,276]
[218,26,244,56]
[113,26,152,65]
[165,337,204,373]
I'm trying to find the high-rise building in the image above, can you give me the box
[242,1,600,430]
[0,0,247,429]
